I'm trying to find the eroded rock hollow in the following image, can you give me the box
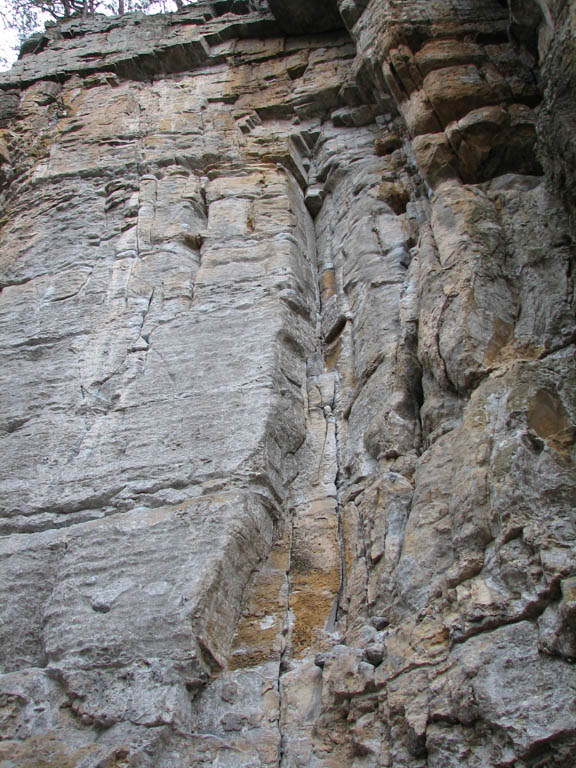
[1,0,575,765]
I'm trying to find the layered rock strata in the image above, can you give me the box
[0,1,575,766]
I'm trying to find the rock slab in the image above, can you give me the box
[0,1,575,766]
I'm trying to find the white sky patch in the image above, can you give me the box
[0,21,22,70]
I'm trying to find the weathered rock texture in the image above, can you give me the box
[0,1,575,766]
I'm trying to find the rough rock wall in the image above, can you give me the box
[0,1,575,766]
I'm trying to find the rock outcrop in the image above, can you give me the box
[0,1,574,766]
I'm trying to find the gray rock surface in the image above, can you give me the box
[0,0,575,765]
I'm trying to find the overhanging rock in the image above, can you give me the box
[267,0,344,33]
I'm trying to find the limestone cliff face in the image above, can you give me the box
[0,1,575,766]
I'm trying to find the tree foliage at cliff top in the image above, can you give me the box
[0,0,186,63]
